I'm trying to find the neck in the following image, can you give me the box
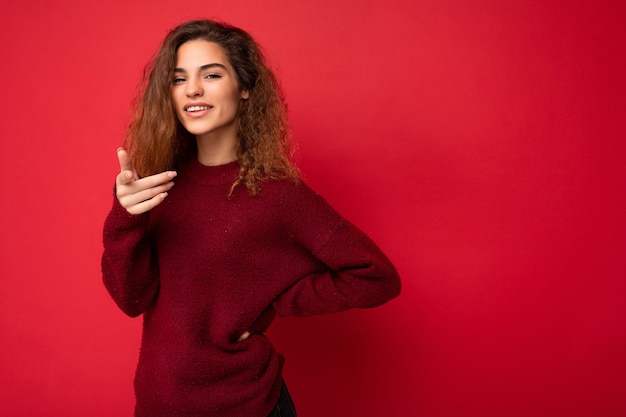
[195,131,238,166]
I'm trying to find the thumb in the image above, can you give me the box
[117,148,138,182]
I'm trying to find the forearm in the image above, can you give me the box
[101,198,159,317]
[273,221,401,317]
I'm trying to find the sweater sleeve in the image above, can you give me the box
[101,196,159,317]
[272,184,401,317]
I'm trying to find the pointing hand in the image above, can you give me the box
[115,148,177,215]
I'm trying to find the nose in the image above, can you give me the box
[186,77,203,97]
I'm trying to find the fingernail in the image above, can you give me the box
[168,171,177,178]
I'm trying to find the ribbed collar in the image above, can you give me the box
[183,157,240,186]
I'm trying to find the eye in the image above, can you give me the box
[205,73,222,80]
[173,77,186,84]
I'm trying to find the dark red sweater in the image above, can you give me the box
[102,159,401,417]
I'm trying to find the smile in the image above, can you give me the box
[185,105,213,112]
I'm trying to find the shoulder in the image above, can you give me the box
[258,179,345,251]
[259,179,338,217]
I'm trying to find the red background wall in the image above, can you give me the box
[1,1,624,416]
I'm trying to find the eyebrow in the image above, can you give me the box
[174,63,228,73]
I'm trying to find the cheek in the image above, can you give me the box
[170,92,184,117]
[170,89,181,107]
[225,89,245,110]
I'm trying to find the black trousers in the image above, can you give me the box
[267,381,297,417]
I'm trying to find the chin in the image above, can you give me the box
[183,125,214,136]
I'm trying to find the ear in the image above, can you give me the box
[241,89,250,100]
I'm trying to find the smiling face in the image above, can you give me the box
[171,39,249,145]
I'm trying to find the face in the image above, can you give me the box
[171,40,249,142]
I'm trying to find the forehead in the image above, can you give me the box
[175,39,231,68]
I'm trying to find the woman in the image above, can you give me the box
[102,19,400,417]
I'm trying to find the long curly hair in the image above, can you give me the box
[124,19,299,195]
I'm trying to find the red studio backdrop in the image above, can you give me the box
[0,1,624,416]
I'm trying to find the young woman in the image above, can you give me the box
[102,19,401,417]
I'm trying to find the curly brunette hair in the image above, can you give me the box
[124,19,299,195]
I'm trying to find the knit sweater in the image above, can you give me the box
[102,158,401,417]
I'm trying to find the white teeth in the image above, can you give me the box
[186,105,210,112]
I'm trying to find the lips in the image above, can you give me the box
[184,103,213,112]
